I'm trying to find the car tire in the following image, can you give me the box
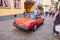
[16,26,18,28]
[41,21,44,25]
[32,25,37,31]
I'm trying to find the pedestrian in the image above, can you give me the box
[34,8,38,15]
[34,8,40,19]
[23,9,26,17]
[51,7,54,17]
[52,12,55,18]
[34,8,38,19]
[53,8,59,36]
[45,9,49,17]
[49,9,52,17]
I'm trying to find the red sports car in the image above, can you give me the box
[13,14,44,31]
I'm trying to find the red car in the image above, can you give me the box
[13,15,44,31]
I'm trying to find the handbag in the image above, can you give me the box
[55,12,60,32]
[55,25,60,32]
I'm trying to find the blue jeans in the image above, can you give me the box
[45,12,48,17]
[52,13,55,17]
[49,12,52,17]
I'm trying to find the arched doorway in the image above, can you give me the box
[24,1,35,12]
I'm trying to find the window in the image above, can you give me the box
[0,0,10,8]
[0,0,3,8]
[14,0,21,9]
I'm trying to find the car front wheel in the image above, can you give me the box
[32,25,37,31]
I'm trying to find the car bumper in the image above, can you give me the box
[13,23,29,30]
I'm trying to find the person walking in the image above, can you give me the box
[51,7,55,17]
[52,12,55,17]
[49,9,52,17]
[45,8,49,17]
[34,8,39,19]
[53,8,60,36]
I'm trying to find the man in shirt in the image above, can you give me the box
[53,8,59,36]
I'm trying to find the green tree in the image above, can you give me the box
[54,2,58,8]
[37,6,44,11]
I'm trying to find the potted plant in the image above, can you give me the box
[37,6,44,11]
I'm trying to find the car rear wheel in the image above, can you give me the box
[41,21,44,25]
[15,26,19,28]
[32,25,37,31]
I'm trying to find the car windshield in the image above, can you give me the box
[26,13,37,20]
[29,14,37,20]
[24,12,41,20]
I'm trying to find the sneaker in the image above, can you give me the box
[53,33,58,36]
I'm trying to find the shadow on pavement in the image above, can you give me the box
[12,28,34,35]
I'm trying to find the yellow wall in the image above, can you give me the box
[30,5,35,12]
[0,0,24,16]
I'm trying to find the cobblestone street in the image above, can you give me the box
[0,15,60,40]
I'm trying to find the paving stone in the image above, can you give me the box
[0,15,60,40]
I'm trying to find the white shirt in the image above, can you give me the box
[34,10,38,15]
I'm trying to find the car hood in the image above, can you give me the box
[14,18,36,27]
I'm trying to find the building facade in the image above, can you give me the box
[0,0,24,16]
[25,0,52,11]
